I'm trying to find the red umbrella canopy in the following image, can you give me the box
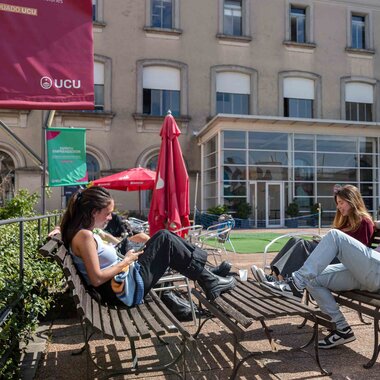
[148,113,190,237]
[91,167,156,191]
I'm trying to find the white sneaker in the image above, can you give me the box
[318,326,356,349]
[251,265,266,282]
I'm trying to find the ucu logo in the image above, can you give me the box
[40,76,81,90]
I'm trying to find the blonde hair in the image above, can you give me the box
[332,184,373,232]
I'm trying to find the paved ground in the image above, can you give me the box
[23,227,380,379]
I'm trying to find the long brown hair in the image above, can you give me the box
[332,184,373,232]
[60,186,112,247]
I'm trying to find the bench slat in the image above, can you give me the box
[99,303,114,339]
[214,296,254,328]
[129,307,151,338]
[149,291,193,339]
[144,299,177,334]
[118,308,141,341]
[108,307,126,340]
[90,298,103,333]
[136,303,166,336]
[39,239,59,258]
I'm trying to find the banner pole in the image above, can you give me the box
[42,110,55,214]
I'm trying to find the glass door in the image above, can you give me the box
[266,182,284,227]
[249,182,257,228]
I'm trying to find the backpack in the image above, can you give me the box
[160,290,201,321]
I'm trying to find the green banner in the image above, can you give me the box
[46,128,88,187]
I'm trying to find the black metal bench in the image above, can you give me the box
[39,236,194,379]
[192,278,334,379]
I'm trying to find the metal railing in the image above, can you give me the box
[0,213,61,367]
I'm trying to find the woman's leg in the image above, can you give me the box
[138,230,207,295]
[294,229,380,291]
[138,230,235,300]
[306,264,361,329]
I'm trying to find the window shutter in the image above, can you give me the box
[143,66,180,90]
[284,77,314,99]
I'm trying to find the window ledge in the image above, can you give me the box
[93,21,107,32]
[216,34,252,44]
[0,109,30,128]
[283,40,317,49]
[144,26,182,38]
[54,110,115,131]
[345,47,375,56]
[133,113,190,133]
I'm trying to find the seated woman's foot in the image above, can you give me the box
[318,326,356,349]
[263,277,303,298]
[251,265,266,282]
[209,261,232,277]
[198,268,236,301]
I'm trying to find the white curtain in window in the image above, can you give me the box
[94,62,104,85]
[143,66,180,90]
[216,72,250,94]
[284,77,314,99]
[345,82,373,103]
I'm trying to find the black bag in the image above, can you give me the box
[161,290,199,321]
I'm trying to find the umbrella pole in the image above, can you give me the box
[193,172,199,225]
[138,188,141,216]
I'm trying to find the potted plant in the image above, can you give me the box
[308,203,321,227]
[285,201,299,227]
[235,201,252,228]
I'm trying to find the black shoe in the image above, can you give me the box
[285,277,304,298]
[198,268,236,301]
[318,326,356,349]
[209,261,232,277]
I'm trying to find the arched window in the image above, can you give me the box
[0,151,15,205]
[86,153,100,181]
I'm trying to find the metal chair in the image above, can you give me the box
[262,231,323,271]
[197,219,236,265]
[125,217,149,234]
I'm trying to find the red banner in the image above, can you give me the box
[0,0,94,110]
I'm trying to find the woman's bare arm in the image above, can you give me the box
[72,230,141,287]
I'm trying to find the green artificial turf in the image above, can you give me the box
[205,232,291,254]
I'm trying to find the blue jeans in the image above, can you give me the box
[293,229,380,329]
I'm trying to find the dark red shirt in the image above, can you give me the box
[342,217,374,247]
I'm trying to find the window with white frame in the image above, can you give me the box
[216,72,250,114]
[345,82,373,122]
[217,0,250,39]
[94,62,105,111]
[224,0,242,36]
[351,14,365,49]
[151,0,173,29]
[285,2,314,46]
[347,9,373,51]
[143,66,180,116]
[290,6,306,43]
[283,77,314,118]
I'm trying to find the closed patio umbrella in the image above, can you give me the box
[148,111,190,237]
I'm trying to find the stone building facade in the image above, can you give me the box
[1,0,380,226]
